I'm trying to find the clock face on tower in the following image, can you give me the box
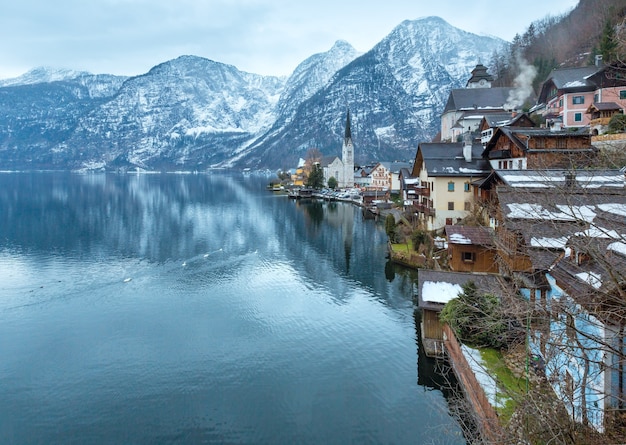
[479,79,486,86]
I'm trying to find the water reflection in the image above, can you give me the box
[0,172,467,445]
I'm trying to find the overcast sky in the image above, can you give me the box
[0,0,579,80]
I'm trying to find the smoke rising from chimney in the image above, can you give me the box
[504,54,537,111]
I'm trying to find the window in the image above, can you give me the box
[462,252,475,262]
[448,202,454,210]
[448,181,455,192]
[445,218,453,225]
[574,112,582,122]
[517,159,523,169]
[620,90,626,100]
[464,201,471,211]
[572,95,585,105]
[464,182,470,192]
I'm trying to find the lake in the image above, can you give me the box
[0,171,466,444]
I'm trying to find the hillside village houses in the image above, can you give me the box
[283,59,626,438]
[407,61,626,438]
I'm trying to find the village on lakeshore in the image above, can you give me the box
[268,60,626,442]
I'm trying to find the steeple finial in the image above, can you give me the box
[344,108,352,142]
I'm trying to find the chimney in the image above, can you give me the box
[463,131,472,162]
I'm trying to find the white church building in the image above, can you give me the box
[323,109,355,188]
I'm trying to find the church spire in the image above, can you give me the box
[344,108,352,144]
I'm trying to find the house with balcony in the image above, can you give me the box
[584,63,626,135]
[410,136,491,231]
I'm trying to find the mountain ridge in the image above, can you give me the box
[0,16,507,171]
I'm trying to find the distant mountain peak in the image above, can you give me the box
[0,66,91,87]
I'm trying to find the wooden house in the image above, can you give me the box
[443,225,498,273]
[479,112,536,147]
[482,127,595,170]
[586,102,624,136]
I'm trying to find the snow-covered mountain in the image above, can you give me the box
[0,17,507,171]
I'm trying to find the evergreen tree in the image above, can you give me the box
[327,176,338,189]
[599,19,618,63]
[306,163,324,189]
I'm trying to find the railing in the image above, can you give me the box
[416,204,436,217]
[407,186,430,197]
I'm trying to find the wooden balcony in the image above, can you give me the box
[416,204,436,217]
[411,186,430,197]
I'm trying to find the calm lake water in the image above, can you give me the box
[0,171,466,444]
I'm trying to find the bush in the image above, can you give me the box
[411,229,430,252]
[608,114,626,133]
[439,281,519,350]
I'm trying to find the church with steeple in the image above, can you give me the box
[323,109,355,189]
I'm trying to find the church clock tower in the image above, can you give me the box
[341,109,354,188]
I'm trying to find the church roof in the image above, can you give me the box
[443,87,518,114]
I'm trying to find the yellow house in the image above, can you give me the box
[410,138,491,231]
[291,158,307,186]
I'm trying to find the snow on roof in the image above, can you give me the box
[574,226,621,239]
[530,236,568,249]
[506,203,575,221]
[459,167,486,174]
[563,80,587,88]
[421,281,463,304]
[575,271,602,289]
[555,205,596,222]
[608,241,626,257]
[449,233,471,244]
[598,203,626,217]
[506,203,599,222]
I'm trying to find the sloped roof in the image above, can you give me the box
[443,87,518,114]
[379,161,413,173]
[417,142,491,177]
[493,169,624,189]
[586,102,623,113]
[444,225,495,247]
[417,270,505,311]
[320,155,340,167]
[481,112,535,129]
[482,126,592,158]
[537,66,600,103]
